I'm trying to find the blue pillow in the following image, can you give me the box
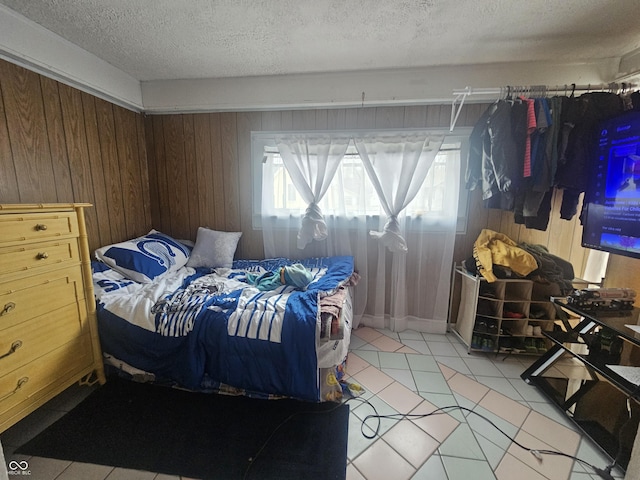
[94,230,191,283]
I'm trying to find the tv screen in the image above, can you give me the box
[582,110,640,260]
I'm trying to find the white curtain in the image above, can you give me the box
[353,132,444,252]
[261,131,459,333]
[274,134,350,249]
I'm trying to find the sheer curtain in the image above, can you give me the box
[273,134,350,249]
[353,132,444,252]
[260,131,460,333]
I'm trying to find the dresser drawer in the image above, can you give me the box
[0,211,78,246]
[0,268,86,330]
[0,335,93,420]
[0,300,88,376]
[0,239,81,279]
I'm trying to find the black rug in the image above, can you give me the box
[17,377,349,480]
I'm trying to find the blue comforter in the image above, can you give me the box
[93,256,354,401]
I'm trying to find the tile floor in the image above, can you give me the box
[1,326,629,480]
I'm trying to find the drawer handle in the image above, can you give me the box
[0,340,22,360]
[0,377,28,401]
[1,302,15,316]
[34,223,48,231]
[36,252,49,260]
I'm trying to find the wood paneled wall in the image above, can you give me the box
[144,104,490,260]
[1,56,633,296]
[144,103,599,277]
[0,59,151,253]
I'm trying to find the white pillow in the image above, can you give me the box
[94,230,190,283]
[186,227,242,269]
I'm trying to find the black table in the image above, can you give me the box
[521,300,640,471]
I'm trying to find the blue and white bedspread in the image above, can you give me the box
[93,256,354,402]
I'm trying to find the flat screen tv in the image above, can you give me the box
[582,110,640,260]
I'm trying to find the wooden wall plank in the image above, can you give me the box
[193,114,216,230]
[261,111,282,131]
[345,109,359,129]
[425,105,442,128]
[327,109,346,130]
[135,113,151,230]
[113,106,146,238]
[0,74,20,203]
[292,110,316,130]
[182,114,200,239]
[0,61,56,202]
[356,107,376,129]
[220,113,241,232]
[403,106,427,128]
[375,106,404,129]
[80,92,111,248]
[315,109,328,130]
[39,77,74,203]
[162,114,191,240]
[144,114,161,231]
[58,84,100,247]
[96,98,127,243]
[210,113,227,230]
[151,116,171,234]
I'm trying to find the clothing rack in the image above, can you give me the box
[449,82,638,132]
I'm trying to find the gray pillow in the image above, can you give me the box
[186,227,242,268]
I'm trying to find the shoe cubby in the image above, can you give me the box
[453,266,564,356]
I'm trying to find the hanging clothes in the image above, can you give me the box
[465,100,519,211]
[466,87,638,229]
[555,92,624,220]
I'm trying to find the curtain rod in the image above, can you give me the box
[449,82,638,132]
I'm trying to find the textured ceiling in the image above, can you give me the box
[1,0,639,82]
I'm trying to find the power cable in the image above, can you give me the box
[353,396,619,480]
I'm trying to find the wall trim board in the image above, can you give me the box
[0,4,143,112]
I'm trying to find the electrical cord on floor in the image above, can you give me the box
[353,396,619,480]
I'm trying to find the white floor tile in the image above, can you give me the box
[441,456,497,480]
[55,461,114,480]
[380,368,417,391]
[378,351,410,370]
[427,341,460,357]
[406,354,440,372]
[438,423,486,460]
[412,371,451,395]
[474,376,524,402]
[351,349,381,367]
[411,453,449,480]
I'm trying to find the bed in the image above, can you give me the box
[91,228,356,402]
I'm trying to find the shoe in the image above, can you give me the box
[526,325,534,336]
[524,337,538,354]
[511,338,526,353]
[475,319,487,333]
[471,334,482,349]
[482,337,495,352]
[533,326,542,336]
[504,311,524,319]
[535,339,547,353]
[529,308,546,319]
[499,338,513,352]
[487,320,498,334]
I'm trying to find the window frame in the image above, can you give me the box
[250,127,472,234]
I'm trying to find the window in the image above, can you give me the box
[251,129,471,233]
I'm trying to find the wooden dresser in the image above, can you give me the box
[0,203,105,433]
